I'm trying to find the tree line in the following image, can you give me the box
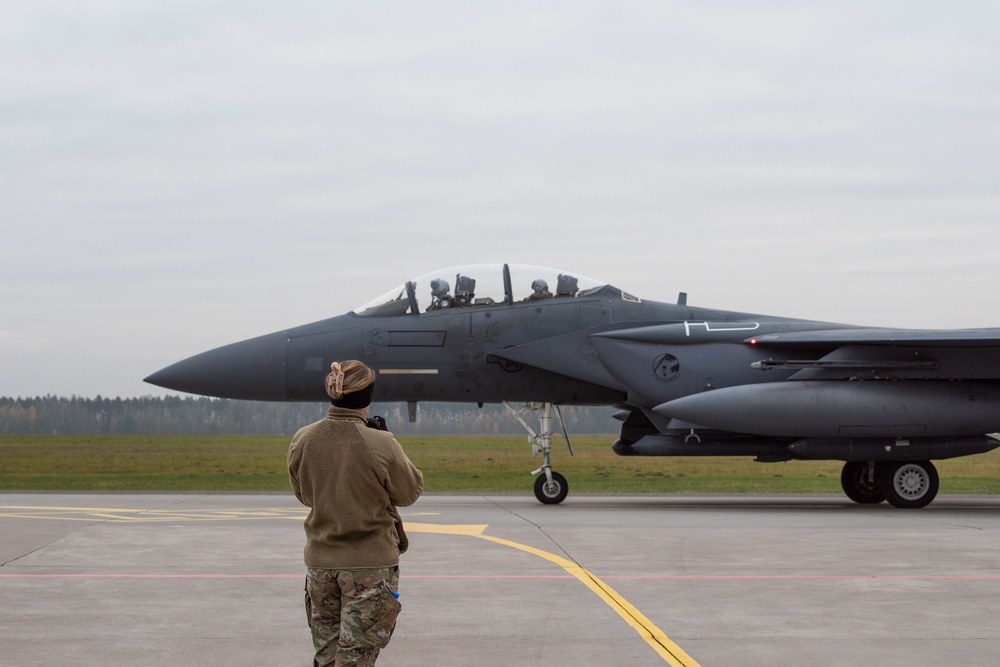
[0,396,619,436]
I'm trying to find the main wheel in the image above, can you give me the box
[840,461,885,504]
[880,460,939,509]
[534,471,568,504]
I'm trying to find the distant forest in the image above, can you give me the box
[0,396,619,436]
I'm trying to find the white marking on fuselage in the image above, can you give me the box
[683,321,760,337]
[378,369,440,375]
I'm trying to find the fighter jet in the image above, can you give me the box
[145,263,1000,508]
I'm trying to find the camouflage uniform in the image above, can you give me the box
[306,566,402,667]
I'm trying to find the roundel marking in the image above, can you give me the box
[653,353,680,382]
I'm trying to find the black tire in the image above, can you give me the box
[880,460,939,509]
[840,461,885,504]
[534,471,568,504]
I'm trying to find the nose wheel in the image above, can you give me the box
[534,471,569,504]
[504,401,573,504]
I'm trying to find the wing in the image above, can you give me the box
[749,327,1000,347]
[492,323,1000,386]
[747,328,1000,381]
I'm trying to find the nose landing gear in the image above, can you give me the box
[503,401,573,504]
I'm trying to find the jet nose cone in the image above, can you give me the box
[145,331,289,400]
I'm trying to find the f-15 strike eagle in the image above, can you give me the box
[146,263,1000,508]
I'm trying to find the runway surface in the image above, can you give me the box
[2,492,999,666]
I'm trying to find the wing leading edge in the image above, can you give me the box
[748,328,1000,381]
[748,327,1000,347]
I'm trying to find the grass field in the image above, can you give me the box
[2,434,1000,495]
[0,435,1000,494]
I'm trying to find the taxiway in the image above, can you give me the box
[2,492,999,666]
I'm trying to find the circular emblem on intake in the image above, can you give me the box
[653,353,680,382]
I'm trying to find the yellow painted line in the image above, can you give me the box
[0,508,439,522]
[0,506,156,512]
[406,522,701,667]
[0,507,308,522]
[406,522,489,536]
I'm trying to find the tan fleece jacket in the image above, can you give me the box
[288,407,424,569]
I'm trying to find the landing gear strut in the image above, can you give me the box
[504,401,573,504]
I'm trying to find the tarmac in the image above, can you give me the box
[2,492,1000,667]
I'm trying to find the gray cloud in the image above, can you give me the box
[2,1,1000,397]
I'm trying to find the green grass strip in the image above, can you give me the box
[1,435,999,494]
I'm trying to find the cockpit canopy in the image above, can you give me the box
[353,264,608,316]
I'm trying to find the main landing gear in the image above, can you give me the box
[839,460,940,508]
[503,401,573,504]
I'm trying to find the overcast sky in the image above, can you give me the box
[3,1,1000,399]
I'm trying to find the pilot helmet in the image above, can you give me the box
[531,279,548,293]
[430,279,450,298]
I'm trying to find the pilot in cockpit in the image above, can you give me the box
[426,279,454,311]
[556,274,579,297]
[453,275,476,307]
[524,279,553,301]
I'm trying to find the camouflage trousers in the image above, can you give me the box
[305,566,402,667]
